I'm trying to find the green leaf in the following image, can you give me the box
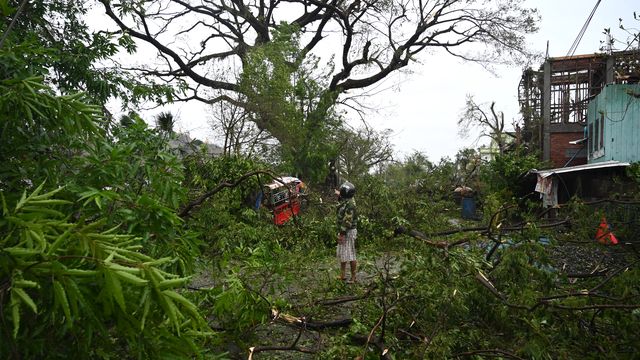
[13,288,37,314]
[61,269,99,277]
[11,292,20,338]
[158,277,190,289]
[28,199,72,205]
[104,250,116,263]
[53,281,71,325]
[105,271,126,312]
[114,270,148,286]
[140,288,151,331]
[29,229,46,250]
[47,228,73,255]
[14,280,39,288]
[3,247,42,256]
[160,294,180,333]
[1,192,7,216]
[15,190,28,212]
[162,290,200,320]
[0,0,16,17]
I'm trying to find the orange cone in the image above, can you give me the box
[595,217,618,245]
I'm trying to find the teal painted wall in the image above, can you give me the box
[587,84,640,163]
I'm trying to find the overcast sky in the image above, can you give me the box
[359,0,638,162]
[124,0,637,163]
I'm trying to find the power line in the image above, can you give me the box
[567,0,602,57]
[623,32,640,51]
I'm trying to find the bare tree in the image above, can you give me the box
[99,0,539,145]
[458,95,516,155]
[338,126,394,178]
[208,98,274,156]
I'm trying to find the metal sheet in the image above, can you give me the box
[534,160,630,178]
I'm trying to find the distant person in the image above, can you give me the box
[336,181,358,283]
[325,159,339,190]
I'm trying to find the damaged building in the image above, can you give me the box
[519,49,640,205]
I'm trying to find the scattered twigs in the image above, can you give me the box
[397,328,424,342]
[566,270,608,278]
[423,321,442,357]
[475,259,640,311]
[427,226,489,237]
[395,212,569,251]
[271,309,353,330]
[485,238,501,261]
[363,313,386,359]
[582,198,640,206]
[186,284,216,291]
[350,334,392,360]
[487,204,517,238]
[247,326,315,359]
[316,283,377,306]
[357,255,401,360]
[547,303,640,310]
[500,218,570,232]
[240,279,273,309]
[475,272,506,302]
[590,259,640,293]
[453,348,525,360]
[394,226,471,249]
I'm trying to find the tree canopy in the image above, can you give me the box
[98,0,539,141]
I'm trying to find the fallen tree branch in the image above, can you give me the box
[350,334,392,360]
[248,326,315,358]
[394,217,569,247]
[394,226,471,249]
[427,226,489,237]
[271,309,353,330]
[453,348,525,359]
[363,313,386,360]
[475,272,507,302]
[178,169,281,218]
[566,270,608,278]
[475,259,640,312]
[589,259,640,293]
[248,343,315,357]
[316,283,377,306]
[546,303,640,310]
[303,318,353,330]
[500,218,570,232]
[487,204,517,238]
[582,198,640,206]
[397,328,425,342]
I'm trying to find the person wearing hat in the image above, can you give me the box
[336,181,358,283]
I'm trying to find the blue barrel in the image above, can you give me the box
[461,197,476,219]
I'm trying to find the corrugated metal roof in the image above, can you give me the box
[534,160,630,178]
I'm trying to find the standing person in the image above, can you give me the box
[336,181,358,283]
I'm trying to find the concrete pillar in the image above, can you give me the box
[606,56,615,84]
[543,60,551,162]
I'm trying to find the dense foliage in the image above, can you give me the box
[3,2,640,359]
[1,36,208,358]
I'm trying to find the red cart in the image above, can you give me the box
[262,177,307,225]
